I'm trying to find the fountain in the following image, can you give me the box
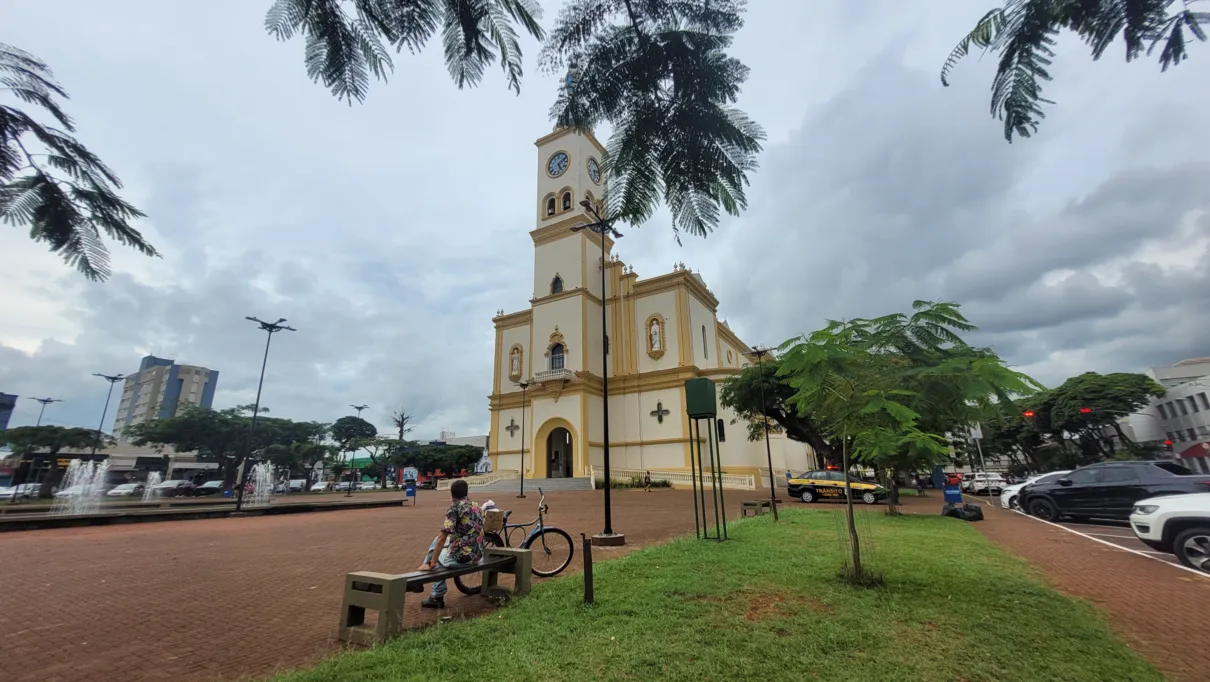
[50,459,111,516]
[142,471,162,503]
[248,462,275,507]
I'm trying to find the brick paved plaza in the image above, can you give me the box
[0,489,730,682]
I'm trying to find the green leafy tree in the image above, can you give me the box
[0,43,157,280]
[0,425,104,497]
[264,0,764,239]
[1049,372,1165,451]
[264,442,333,489]
[719,357,835,469]
[390,407,414,441]
[941,1,1207,142]
[125,406,248,485]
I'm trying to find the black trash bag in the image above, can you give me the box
[940,502,984,522]
[940,502,963,519]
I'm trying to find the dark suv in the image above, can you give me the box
[1020,460,1210,522]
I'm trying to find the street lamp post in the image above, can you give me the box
[29,397,63,426]
[234,316,296,513]
[749,348,780,521]
[350,404,369,418]
[572,199,625,545]
[91,374,125,454]
[516,379,531,499]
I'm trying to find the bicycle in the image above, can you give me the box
[454,488,575,595]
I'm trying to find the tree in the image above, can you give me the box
[264,442,332,489]
[0,43,157,280]
[719,357,835,468]
[392,442,482,477]
[356,436,399,488]
[125,406,247,485]
[774,301,1040,583]
[390,408,414,441]
[941,1,1207,142]
[264,0,765,239]
[331,415,378,452]
[0,425,104,497]
[1048,372,1165,450]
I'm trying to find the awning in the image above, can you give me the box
[1177,441,1210,458]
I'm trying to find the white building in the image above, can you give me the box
[1120,358,1210,473]
[113,355,218,441]
[487,127,816,487]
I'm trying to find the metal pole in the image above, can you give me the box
[972,427,990,506]
[707,418,724,540]
[689,419,702,539]
[599,233,613,536]
[90,375,123,455]
[236,329,273,512]
[36,402,46,426]
[695,419,709,540]
[712,422,728,540]
[753,349,780,521]
[581,533,594,604]
[518,380,529,498]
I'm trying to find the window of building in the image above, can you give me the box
[701,325,708,359]
[1199,392,1210,410]
[1189,396,1200,413]
[1158,404,1169,419]
[550,343,565,370]
[546,197,556,216]
[550,275,563,295]
[562,191,572,211]
[1166,431,1176,442]
[1178,400,1189,416]
[1188,428,1198,440]
[1175,431,1186,442]
[1167,401,1177,417]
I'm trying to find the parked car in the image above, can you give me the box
[357,481,377,491]
[274,479,308,494]
[787,469,886,505]
[1020,461,1210,522]
[55,483,112,498]
[153,479,197,497]
[310,480,332,492]
[1130,492,1210,573]
[1000,470,1071,510]
[194,480,225,496]
[106,483,146,497]
[963,472,1006,495]
[0,483,41,501]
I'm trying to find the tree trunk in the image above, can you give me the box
[885,468,899,515]
[841,440,862,579]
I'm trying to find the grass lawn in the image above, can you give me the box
[274,509,1159,682]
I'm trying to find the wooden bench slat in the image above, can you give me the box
[399,555,516,591]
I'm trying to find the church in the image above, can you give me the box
[486,128,817,488]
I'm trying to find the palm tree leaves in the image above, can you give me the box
[542,0,764,239]
[1,43,156,281]
[942,0,1207,141]
[265,0,544,102]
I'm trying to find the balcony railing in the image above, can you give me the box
[534,368,575,383]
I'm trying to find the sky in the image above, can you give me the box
[1,1,1207,438]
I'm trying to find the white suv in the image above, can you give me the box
[963,472,1006,495]
[1130,492,1210,574]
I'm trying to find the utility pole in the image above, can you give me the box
[91,374,125,454]
[234,317,296,513]
[516,379,530,499]
[29,397,64,426]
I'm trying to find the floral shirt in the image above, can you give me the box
[444,498,485,564]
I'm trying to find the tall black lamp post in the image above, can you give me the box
[572,199,625,546]
[350,404,369,418]
[235,316,296,513]
[750,347,780,521]
[91,373,125,454]
[515,379,531,499]
[29,397,64,426]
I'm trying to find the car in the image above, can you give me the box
[787,469,886,505]
[357,481,377,491]
[274,479,308,494]
[963,472,1006,495]
[310,481,332,492]
[1130,492,1210,573]
[1020,460,1210,522]
[1000,470,1071,510]
[152,479,197,497]
[0,483,41,501]
[106,482,146,497]
[55,483,112,498]
[194,480,225,496]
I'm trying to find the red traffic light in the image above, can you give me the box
[1079,407,1093,414]
[1165,440,1173,446]
[1022,410,1036,418]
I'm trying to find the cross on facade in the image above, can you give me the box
[650,401,670,424]
[505,418,520,437]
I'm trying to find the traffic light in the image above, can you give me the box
[1079,407,1093,414]
[1164,439,1174,453]
[1022,410,1036,419]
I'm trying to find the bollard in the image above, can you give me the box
[581,533,594,604]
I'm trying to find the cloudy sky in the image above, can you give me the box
[2,1,1206,437]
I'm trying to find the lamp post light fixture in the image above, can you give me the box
[749,347,780,521]
[235,316,296,513]
[516,379,531,499]
[91,373,125,454]
[350,404,369,418]
[572,199,625,545]
[29,397,64,426]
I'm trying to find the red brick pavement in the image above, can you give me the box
[899,494,1210,682]
[0,489,732,682]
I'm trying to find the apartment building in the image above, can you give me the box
[113,356,218,440]
[1121,357,1210,473]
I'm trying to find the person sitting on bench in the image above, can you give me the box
[416,478,484,609]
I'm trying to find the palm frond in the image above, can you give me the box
[940,8,1007,86]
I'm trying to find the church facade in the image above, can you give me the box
[487,128,817,487]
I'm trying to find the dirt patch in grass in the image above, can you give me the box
[684,585,834,623]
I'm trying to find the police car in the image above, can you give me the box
[787,469,886,505]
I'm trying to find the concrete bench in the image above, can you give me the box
[741,499,773,517]
[338,546,531,645]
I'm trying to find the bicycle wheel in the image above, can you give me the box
[453,532,504,595]
[522,527,574,577]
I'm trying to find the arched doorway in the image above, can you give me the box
[546,427,573,478]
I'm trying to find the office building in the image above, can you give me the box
[113,356,218,440]
[0,392,16,430]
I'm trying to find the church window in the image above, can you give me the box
[550,275,563,294]
[550,343,565,370]
[546,197,556,216]
[702,325,708,359]
[562,191,572,211]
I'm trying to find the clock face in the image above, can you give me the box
[587,157,601,184]
[547,152,569,177]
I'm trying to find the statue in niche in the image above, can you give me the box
[650,319,662,351]
[510,348,521,376]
